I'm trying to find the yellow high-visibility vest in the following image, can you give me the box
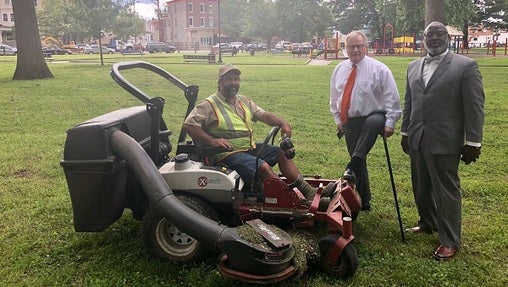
[206,94,256,161]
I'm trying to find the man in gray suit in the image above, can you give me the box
[401,21,485,260]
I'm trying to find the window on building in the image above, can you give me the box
[209,4,213,14]
[200,3,205,13]
[10,13,14,22]
[2,14,7,22]
[189,17,193,27]
[4,0,11,5]
[34,0,38,7]
[189,3,193,12]
[201,37,212,46]
[209,17,213,27]
[200,17,204,27]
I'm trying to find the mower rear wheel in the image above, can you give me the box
[142,194,219,263]
[318,234,358,278]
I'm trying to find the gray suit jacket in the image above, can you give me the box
[401,52,485,154]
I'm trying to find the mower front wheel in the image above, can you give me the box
[318,234,358,278]
[142,194,219,263]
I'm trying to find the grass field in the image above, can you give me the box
[0,51,507,287]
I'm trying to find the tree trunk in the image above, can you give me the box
[12,0,54,80]
[461,20,469,50]
[425,0,446,27]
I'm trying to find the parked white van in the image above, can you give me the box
[231,42,243,49]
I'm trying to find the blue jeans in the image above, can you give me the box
[221,143,280,184]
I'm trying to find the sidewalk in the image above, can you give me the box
[306,58,332,65]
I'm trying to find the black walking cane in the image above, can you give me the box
[382,135,406,243]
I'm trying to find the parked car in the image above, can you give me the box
[213,43,235,53]
[230,42,243,49]
[145,42,176,53]
[275,41,291,50]
[213,43,231,49]
[290,43,313,55]
[42,46,73,55]
[83,45,115,54]
[247,43,267,51]
[116,41,135,52]
[0,44,17,55]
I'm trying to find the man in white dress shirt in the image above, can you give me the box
[330,30,402,211]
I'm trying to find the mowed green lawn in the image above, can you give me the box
[0,52,507,287]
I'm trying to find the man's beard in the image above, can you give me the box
[425,41,448,56]
[223,86,238,98]
[426,46,445,55]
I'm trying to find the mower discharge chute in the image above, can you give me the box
[60,61,361,283]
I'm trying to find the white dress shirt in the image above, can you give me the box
[423,49,448,85]
[330,56,401,128]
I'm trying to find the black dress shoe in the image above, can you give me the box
[361,202,371,211]
[405,226,433,234]
[343,168,357,183]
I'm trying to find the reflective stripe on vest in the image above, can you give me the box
[206,94,255,160]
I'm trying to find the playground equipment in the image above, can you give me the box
[322,32,348,59]
[392,36,416,54]
[374,35,416,55]
[373,23,416,55]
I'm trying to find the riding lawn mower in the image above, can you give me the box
[60,61,363,284]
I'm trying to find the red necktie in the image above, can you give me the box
[340,64,357,124]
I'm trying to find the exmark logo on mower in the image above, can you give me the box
[247,219,290,248]
[197,176,222,187]
[258,224,281,241]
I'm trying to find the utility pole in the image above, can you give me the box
[218,0,222,63]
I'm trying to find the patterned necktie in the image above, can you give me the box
[340,64,357,124]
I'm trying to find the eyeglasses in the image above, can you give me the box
[346,44,365,50]
[424,32,448,38]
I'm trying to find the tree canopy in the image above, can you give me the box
[38,0,144,44]
[218,0,500,43]
[220,0,334,44]
[328,0,482,39]
[27,0,508,48]
[474,0,508,31]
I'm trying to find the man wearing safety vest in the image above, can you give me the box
[183,64,319,202]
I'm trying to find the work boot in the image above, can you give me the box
[290,174,317,202]
[322,182,338,197]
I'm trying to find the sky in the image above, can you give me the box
[133,1,157,20]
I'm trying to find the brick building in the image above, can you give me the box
[163,0,220,50]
